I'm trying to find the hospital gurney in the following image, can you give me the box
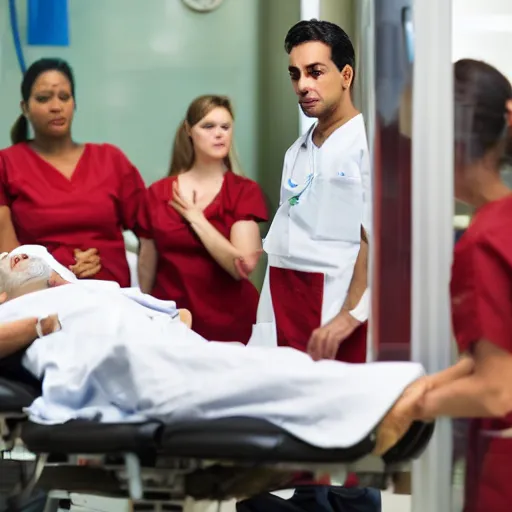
[0,376,434,510]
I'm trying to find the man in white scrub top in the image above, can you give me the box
[249,20,371,364]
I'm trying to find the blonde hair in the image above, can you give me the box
[168,95,244,176]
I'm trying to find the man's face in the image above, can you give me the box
[288,41,353,119]
[0,254,52,296]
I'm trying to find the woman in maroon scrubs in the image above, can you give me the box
[137,95,268,344]
[412,59,512,512]
[0,58,146,287]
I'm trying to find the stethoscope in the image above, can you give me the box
[287,125,316,206]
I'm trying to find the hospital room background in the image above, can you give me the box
[1,0,512,511]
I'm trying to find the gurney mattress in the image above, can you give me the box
[1,377,433,467]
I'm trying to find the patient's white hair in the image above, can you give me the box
[9,245,76,283]
[0,256,52,295]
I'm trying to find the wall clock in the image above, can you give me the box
[182,0,224,13]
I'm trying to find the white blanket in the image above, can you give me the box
[0,283,424,450]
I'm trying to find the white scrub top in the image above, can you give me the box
[250,114,372,347]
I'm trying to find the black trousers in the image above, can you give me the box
[237,486,382,512]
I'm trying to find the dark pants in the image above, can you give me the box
[237,486,382,512]
[0,490,48,512]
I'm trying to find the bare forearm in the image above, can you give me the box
[428,355,475,390]
[0,207,20,253]
[0,318,39,359]
[0,236,19,254]
[189,216,242,279]
[138,239,158,293]
[418,373,506,419]
[342,237,368,311]
[419,344,512,420]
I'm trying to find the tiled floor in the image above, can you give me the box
[381,493,411,511]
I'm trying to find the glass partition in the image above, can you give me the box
[370,0,414,362]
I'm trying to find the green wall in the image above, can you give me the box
[0,0,263,185]
[0,0,359,200]
[257,0,301,216]
[0,0,303,289]
[252,0,301,285]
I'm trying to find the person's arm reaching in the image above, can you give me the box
[0,315,61,359]
[373,357,476,458]
[138,238,158,294]
[416,341,512,419]
[419,354,474,392]
[413,233,512,420]
[372,355,474,456]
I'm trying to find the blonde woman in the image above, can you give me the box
[138,95,268,344]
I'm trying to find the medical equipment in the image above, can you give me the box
[27,0,70,46]
[0,376,434,510]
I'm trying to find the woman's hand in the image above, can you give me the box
[234,249,263,279]
[373,376,432,456]
[70,248,101,279]
[307,311,362,361]
[48,271,70,287]
[169,181,205,225]
[178,308,193,328]
[399,375,435,421]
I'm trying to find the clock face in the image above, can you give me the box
[182,0,224,12]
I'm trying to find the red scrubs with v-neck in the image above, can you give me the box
[140,171,268,344]
[450,194,512,512]
[0,142,147,287]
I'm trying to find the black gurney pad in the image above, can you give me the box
[0,379,37,413]
[0,377,434,504]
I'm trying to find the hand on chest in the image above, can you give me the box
[155,175,231,248]
[173,176,223,211]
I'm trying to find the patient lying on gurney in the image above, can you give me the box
[0,250,427,457]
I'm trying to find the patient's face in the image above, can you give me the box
[0,254,52,296]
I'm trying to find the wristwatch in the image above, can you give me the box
[35,318,45,338]
[349,289,370,323]
[36,315,62,338]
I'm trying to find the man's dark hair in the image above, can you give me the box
[284,19,356,83]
